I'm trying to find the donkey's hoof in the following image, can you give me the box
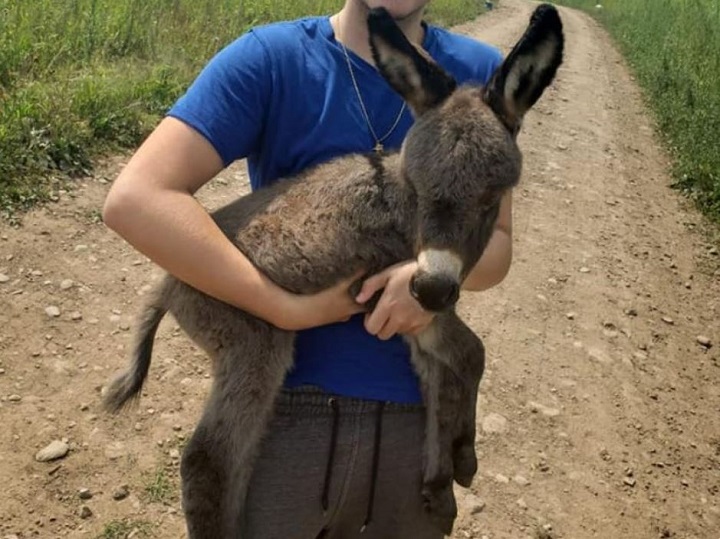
[422,483,457,535]
[453,443,478,487]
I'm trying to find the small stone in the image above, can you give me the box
[113,485,129,501]
[74,245,88,252]
[566,312,577,320]
[79,505,93,519]
[528,401,560,417]
[579,267,590,273]
[0,273,9,283]
[696,336,712,349]
[709,246,718,256]
[45,306,61,318]
[105,441,127,461]
[78,488,93,500]
[60,279,74,290]
[471,501,485,514]
[495,473,510,483]
[169,449,181,460]
[587,347,612,364]
[624,308,638,317]
[661,316,674,325]
[623,476,636,487]
[80,403,90,411]
[513,475,530,486]
[482,413,508,434]
[458,492,485,515]
[516,498,528,509]
[35,440,70,462]
[8,394,22,402]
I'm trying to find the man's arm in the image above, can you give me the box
[462,189,513,291]
[103,117,363,331]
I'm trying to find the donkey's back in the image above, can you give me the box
[213,152,416,294]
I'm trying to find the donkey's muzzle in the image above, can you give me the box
[410,272,460,312]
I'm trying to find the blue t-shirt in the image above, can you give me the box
[167,16,503,404]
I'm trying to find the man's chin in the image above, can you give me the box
[360,1,427,22]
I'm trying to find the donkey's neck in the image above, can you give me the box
[376,151,418,234]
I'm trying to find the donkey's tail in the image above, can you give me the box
[103,300,168,413]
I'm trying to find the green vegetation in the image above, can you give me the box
[555,0,720,221]
[143,466,176,504]
[96,519,153,539]
[0,0,486,218]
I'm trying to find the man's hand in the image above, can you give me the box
[273,270,366,331]
[355,261,435,340]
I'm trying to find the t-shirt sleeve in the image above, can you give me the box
[477,43,504,85]
[167,30,273,167]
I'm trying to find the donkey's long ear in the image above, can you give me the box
[367,7,456,116]
[484,3,564,134]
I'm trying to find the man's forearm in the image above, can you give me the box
[103,183,290,325]
[461,228,513,292]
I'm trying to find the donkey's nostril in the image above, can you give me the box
[409,275,421,300]
[410,273,460,312]
[443,282,460,306]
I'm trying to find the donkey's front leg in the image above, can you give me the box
[181,321,295,539]
[442,315,486,487]
[409,338,458,535]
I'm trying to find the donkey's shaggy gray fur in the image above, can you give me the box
[103,5,563,537]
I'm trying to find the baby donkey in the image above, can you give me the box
[104,5,563,537]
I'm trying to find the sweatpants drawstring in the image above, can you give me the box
[322,397,340,513]
[360,401,385,533]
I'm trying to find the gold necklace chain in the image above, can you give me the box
[338,31,406,154]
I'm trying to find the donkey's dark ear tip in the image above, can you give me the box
[532,3,563,31]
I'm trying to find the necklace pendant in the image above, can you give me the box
[374,142,384,154]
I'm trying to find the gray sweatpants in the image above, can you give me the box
[243,386,446,539]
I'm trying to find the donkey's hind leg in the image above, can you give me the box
[181,412,225,539]
[180,320,295,539]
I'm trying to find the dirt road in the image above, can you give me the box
[1,1,719,537]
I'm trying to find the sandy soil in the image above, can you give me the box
[1,1,718,538]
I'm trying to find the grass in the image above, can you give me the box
[143,466,176,504]
[553,0,720,222]
[96,519,153,539]
[0,0,487,220]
